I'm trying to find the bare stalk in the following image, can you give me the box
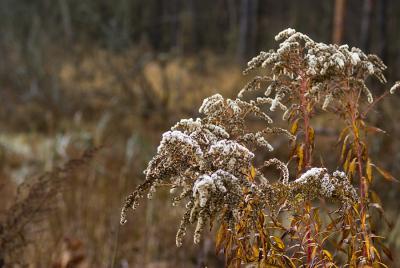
[347,86,370,260]
[298,75,313,265]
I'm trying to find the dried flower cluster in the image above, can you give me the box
[120,93,357,247]
[240,28,388,114]
[0,148,97,265]
[121,94,293,244]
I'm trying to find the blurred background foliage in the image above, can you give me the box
[0,0,399,267]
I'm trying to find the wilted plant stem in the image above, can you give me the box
[300,77,311,171]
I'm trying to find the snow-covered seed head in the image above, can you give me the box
[390,81,400,94]
[120,91,296,245]
[242,28,387,114]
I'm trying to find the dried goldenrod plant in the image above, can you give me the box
[0,148,97,266]
[121,29,398,267]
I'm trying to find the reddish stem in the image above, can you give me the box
[299,77,313,264]
[299,78,312,170]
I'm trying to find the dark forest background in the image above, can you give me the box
[0,1,397,60]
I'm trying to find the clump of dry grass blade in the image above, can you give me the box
[0,148,98,266]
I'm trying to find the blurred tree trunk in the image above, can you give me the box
[170,0,180,50]
[58,0,73,41]
[228,0,238,52]
[378,0,388,63]
[332,0,346,44]
[120,0,132,45]
[228,0,238,33]
[237,0,258,63]
[183,0,196,52]
[148,0,163,50]
[360,0,374,52]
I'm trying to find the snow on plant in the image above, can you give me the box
[121,28,398,267]
[120,95,295,246]
[390,81,400,94]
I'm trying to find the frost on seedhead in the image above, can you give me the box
[258,166,358,217]
[120,91,358,247]
[120,94,296,245]
[291,168,358,206]
[390,81,400,94]
[241,28,389,113]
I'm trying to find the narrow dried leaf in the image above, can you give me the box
[313,208,321,233]
[323,249,333,261]
[338,126,350,143]
[215,224,227,254]
[370,191,382,205]
[297,144,304,172]
[249,165,256,181]
[348,157,357,179]
[343,148,353,172]
[376,240,393,261]
[365,236,371,260]
[373,262,389,268]
[311,245,318,260]
[341,134,350,161]
[353,121,360,139]
[308,127,315,148]
[290,118,300,135]
[270,236,285,251]
[251,245,259,261]
[282,255,297,268]
[365,126,386,135]
[366,158,373,183]
[374,165,399,183]
[370,246,381,261]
